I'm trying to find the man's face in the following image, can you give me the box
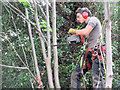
[76,13,85,24]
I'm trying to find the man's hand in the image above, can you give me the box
[68,28,76,34]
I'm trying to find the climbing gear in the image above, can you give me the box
[82,45,106,71]
[78,42,87,88]
[80,43,86,69]
[70,37,106,88]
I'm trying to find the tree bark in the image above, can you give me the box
[52,0,61,88]
[104,1,113,88]
[0,3,2,89]
[46,0,54,88]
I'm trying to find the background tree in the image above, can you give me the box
[104,1,113,88]
[52,0,61,88]
[104,1,117,88]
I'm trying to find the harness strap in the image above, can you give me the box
[83,46,106,70]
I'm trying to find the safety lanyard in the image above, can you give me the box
[80,43,86,69]
[79,43,87,88]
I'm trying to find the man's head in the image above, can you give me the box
[75,7,92,23]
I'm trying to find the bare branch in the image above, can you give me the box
[36,1,52,30]
[10,11,29,68]
[0,64,27,69]
[44,0,52,7]
[25,7,43,88]
[2,1,48,45]
[25,7,43,87]
[30,78,35,89]
[110,0,117,17]
[0,33,38,83]
[38,0,46,6]
[29,50,35,73]
[36,1,47,20]
[8,9,35,88]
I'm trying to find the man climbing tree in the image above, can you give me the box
[69,7,105,88]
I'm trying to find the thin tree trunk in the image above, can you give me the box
[0,2,2,89]
[34,0,54,88]
[104,1,113,88]
[46,0,54,88]
[34,1,47,60]
[25,7,43,87]
[52,0,61,88]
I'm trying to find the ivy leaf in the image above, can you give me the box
[18,0,26,3]
[34,23,37,25]
[50,29,53,32]
[43,29,47,31]
[23,2,29,7]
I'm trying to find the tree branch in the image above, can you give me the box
[0,32,38,84]
[36,1,52,30]
[9,9,35,88]
[2,1,48,45]
[25,7,43,88]
[11,11,29,68]
[110,0,117,17]
[36,1,47,20]
[0,64,27,69]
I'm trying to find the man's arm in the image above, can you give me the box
[75,25,93,35]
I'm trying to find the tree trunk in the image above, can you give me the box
[34,2,47,60]
[34,0,54,88]
[46,0,54,88]
[25,7,43,87]
[52,0,61,88]
[104,1,113,88]
[0,2,2,90]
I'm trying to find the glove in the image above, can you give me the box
[68,28,76,34]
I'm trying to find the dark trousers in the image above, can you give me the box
[71,57,105,88]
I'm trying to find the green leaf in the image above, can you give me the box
[23,2,29,7]
[40,25,43,28]
[50,29,53,32]
[40,25,46,28]
[34,23,37,25]
[18,0,26,3]
[20,83,23,86]
[43,29,47,31]
[41,21,47,25]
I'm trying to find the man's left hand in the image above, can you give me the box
[68,28,76,34]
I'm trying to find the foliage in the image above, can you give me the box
[111,2,120,88]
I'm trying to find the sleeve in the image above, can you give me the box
[87,17,97,28]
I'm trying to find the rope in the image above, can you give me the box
[79,41,87,88]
